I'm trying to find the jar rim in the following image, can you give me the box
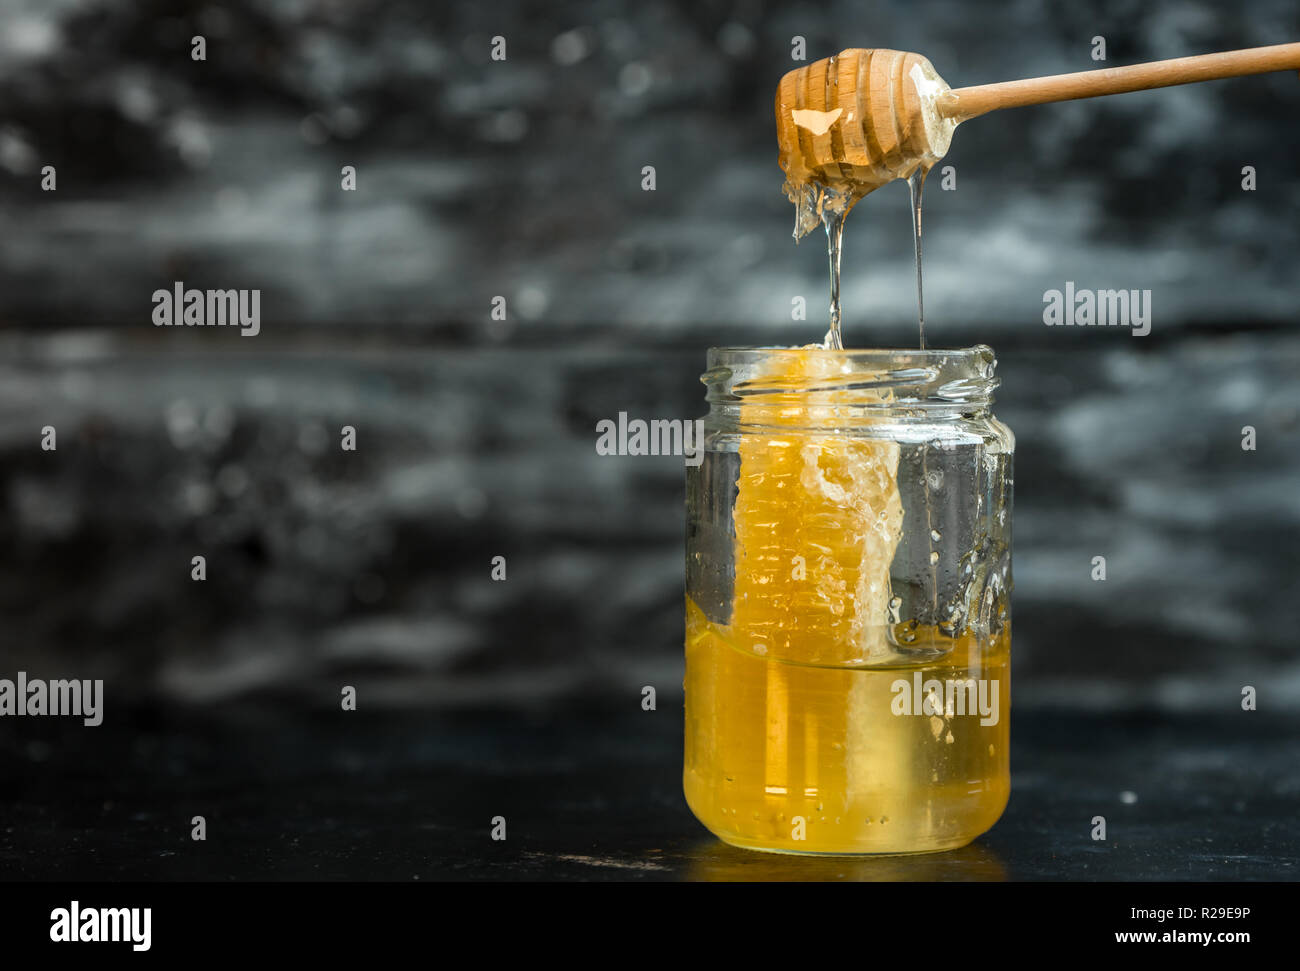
[702,344,999,408]
[706,343,994,359]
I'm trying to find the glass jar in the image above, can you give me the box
[684,345,1014,854]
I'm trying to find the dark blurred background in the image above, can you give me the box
[0,0,1297,879]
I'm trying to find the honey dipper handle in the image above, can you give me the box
[938,42,1300,121]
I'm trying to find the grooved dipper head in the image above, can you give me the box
[776,49,957,209]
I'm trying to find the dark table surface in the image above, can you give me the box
[2,703,1295,881]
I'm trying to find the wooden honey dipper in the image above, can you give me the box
[777,43,1300,205]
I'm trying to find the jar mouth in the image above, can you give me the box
[702,344,999,407]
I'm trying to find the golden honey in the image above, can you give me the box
[684,605,1009,854]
